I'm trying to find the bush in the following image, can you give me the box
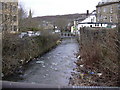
[2,31,60,77]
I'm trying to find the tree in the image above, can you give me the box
[18,4,27,32]
[18,5,39,32]
[54,18,68,32]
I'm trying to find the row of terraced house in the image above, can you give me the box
[75,0,120,30]
[0,0,18,33]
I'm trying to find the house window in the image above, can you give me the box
[0,24,2,31]
[13,26,17,31]
[103,8,107,12]
[110,7,113,13]
[4,24,7,31]
[13,6,17,12]
[118,4,120,9]
[5,14,7,21]
[13,16,17,22]
[0,14,2,22]
[100,15,103,20]
[4,3,7,9]
[110,16,112,22]
[10,15,12,21]
[104,16,107,20]
[98,8,100,13]
[9,4,12,11]
[0,2,2,10]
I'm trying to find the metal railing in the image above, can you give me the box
[1,81,120,89]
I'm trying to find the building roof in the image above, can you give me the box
[79,10,96,23]
[96,0,120,7]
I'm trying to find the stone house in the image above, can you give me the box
[0,0,18,33]
[96,0,120,24]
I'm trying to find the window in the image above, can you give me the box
[13,26,17,31]
[10,25,13,31]
[0,24,2,31]
[13,16,17,22]
[90,25,92,27]
[98,8,100,13]
[103,8,107,12]
[5,14,7,21]
[10,15,12,21]
[0,2,2,10]
[110,7,113,13]
[118,4,120,9]
[103,16,107,20]
[110,16,112,22]
[4,24,7,31]
[4,3,7,9]
[100,15,103,20]
[13,6,17,12]
[0,14,2,22]
[10,4,12,11]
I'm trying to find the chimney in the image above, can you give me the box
[87,10,89,15]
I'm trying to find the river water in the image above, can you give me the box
[6,38,79,86]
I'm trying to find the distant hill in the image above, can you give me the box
[33,13,88,24]
[32,13,88,30]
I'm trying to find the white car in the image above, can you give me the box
[27,31,35,37]
[19,32,28,38]
[55,30,61,33]
[35,32,41,36]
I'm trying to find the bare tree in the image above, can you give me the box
[18,4,27,32]
[54,18,68,31]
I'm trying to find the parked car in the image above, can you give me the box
[55,30,61,33]
[19,32,28,38]
[35,31,41,36]
[27,31,35,37]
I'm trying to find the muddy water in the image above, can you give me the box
[7,38,79,86]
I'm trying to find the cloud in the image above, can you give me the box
[19,0,100,17]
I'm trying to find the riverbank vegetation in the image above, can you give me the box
[70,27,120,86]
[2,31,60,78]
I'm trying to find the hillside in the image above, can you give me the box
[33,13,88,24]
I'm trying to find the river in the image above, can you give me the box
[6,38,79,86]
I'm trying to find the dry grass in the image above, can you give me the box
[76,27,120,86]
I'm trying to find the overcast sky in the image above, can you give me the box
[19,0,101,17]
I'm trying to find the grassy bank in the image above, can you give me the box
[2,32,60,78]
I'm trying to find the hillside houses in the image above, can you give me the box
[74,0,119,31]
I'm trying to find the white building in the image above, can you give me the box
[77,10,97,29]
[77,10,116,29]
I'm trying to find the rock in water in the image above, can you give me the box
[36,61,44,64]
